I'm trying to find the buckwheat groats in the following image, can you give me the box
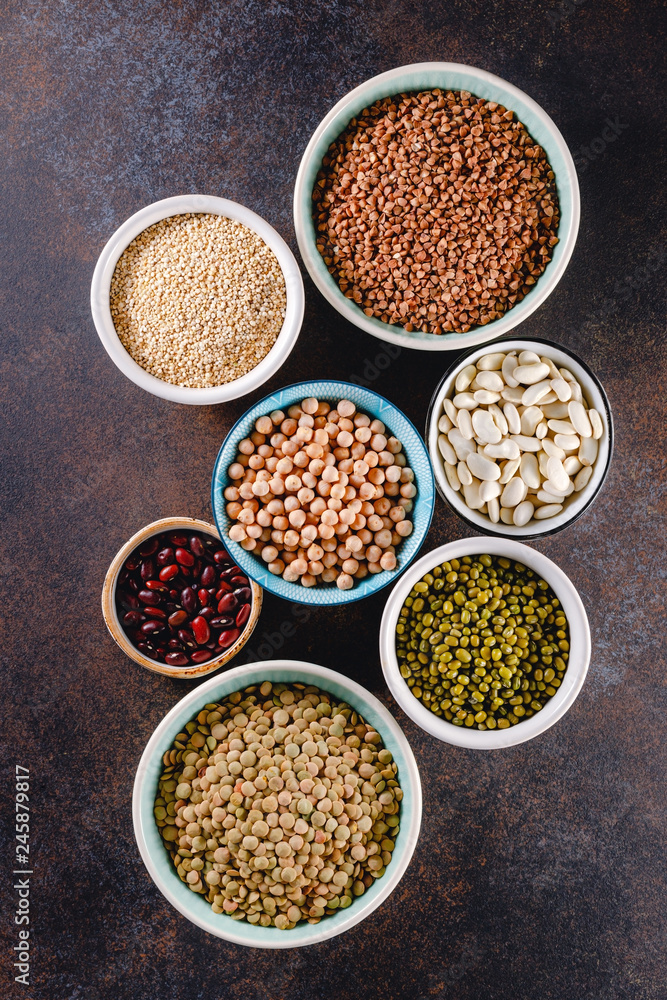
[313,89,560,334]
[223,396,416,589]
[110,214,286,388]
[155,681,402,928]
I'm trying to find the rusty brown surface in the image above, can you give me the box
[0,2,665,998]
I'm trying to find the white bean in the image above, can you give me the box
[522,380,553,406]
[513,500,535,527]
[499,457,521,484]
[520,453,541,489]
[513,362,551,385]
[500,507,515,524]
[458,461,473,487]
[546,457,570,491]
[488,497,500,523]
[568,400,592,437]
[554,433,581,452]
[540,356,561,380]
[550,377,572,402]
[542,402,570,419]
[540,437,566,460]
[438,412,453,434]
[444,461,461,492]
[518,350,541,365]
[467,452,501,481]
[475,370,503,392]
[548,419,576,434]
[484,439,520,461]
[534,503,563,519]
[574,465,594,491]
[510,434,542,452]
[502,353,519,387]
[500,386,525,404]
[563,456,583,476]
[589,408,603,439]
[500,477,527,508]
[444,398,457,424]
[542,479,574,498]
[457,407,474,440]
[535,421,548,439]
[463,479,484,510]
[579,436,598,467]
[479,479,502,502]
[455,364,477,393]
[477,352,506,371]
[453,392,476,410]
[472,409,502,445]
[448,428,475,462]
[521,406,543,436]
[488,403,508,436]
[474,389,502,405]
[503,402,521,435]
[437,434,457,466]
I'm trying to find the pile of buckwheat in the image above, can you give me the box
[155,681,402,928]
[110,213,286,388]
[313,89,560,334]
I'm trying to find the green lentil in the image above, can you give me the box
[395,555,570,730]
[155,681,401,929]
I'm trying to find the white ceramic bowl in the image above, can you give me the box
[294,62,580,352]
[427,338,613,538]
[380,538,590,749]
[133,659,422,947]
[91,195,304,404]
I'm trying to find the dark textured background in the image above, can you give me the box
[1,2,666,998]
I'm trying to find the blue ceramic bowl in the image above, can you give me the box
[133,659,422,948]
[211,380,435,605]
[294,62,580,352]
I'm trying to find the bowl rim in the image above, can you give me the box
[210,378,436,605]
[426,336,614,539]
[380,537,591,748]
[132,658,423,948]
[101,516,263,679]
[293,60,580,352]
[90,194,305,405]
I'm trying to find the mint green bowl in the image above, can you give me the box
[133,660,422,948]
[294,62,580,352]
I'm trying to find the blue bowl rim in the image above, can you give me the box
[211,378,436,605]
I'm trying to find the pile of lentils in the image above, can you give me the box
[313,89,560,334]
[116,529,252,667]
[224,395,416,589]
[155,682,402,928]
[395,554,569,729]
[110,213,286,388]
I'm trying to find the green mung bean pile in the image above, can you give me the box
[395,554,569,729]
[154,681,401,928]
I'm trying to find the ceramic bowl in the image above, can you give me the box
[102,517,262,679]
[133,658,422,947]
[91,194,304,404]
[294,61,579,352]
[380,537,590,749]
[211,379,435,605]
[427,338,613,538]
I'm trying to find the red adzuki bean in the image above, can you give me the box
[115,530,253,669]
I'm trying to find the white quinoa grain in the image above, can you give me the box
[110,213,286,388]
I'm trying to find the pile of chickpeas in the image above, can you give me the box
[223,397,417,589]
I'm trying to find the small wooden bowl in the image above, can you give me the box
[102,516,263,679]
